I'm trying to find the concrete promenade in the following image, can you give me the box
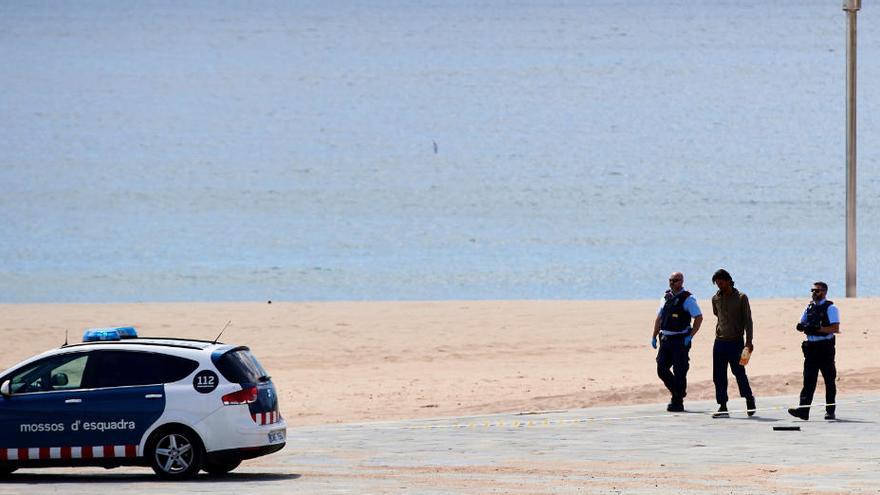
[2,394,878,494]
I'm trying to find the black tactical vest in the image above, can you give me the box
[661,290,692,332]
[803,300,833,336]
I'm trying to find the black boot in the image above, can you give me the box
[712,403,729,418]
[746,396,756,417]
[788,407,809,421]
[667,400,684,412]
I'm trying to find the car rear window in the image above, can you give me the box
[213,348,268,383]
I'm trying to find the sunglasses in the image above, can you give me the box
[810,288,825,293]
[669,278,683,282]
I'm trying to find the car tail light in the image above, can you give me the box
[222,386,258,405]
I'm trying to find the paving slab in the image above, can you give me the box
[2,394,878,494]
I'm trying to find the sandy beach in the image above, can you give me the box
[2,297,877,426]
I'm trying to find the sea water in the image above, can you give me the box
[2,1,879,303]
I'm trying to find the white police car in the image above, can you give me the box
[0,327,286,479]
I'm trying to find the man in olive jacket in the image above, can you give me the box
[710,268,756,418]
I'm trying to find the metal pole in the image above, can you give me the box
[843,0,860,297]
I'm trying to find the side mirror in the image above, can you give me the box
[51,373,69,387]
[1,380,10,397]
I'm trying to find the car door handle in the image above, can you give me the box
[145,394,163,399]
[65,398,82,404]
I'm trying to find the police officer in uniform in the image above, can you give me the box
[652,272,703,412]
[789,281,840,421]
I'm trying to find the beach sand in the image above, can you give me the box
[2,297,877,426]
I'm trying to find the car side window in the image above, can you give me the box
[8,353,89,393]
[88,350,199,388]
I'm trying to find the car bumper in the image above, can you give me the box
[194,406,288,453]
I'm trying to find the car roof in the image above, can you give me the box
[0,337,244,378]
[63,337,232,352]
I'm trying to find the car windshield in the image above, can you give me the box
[214,349,268,383]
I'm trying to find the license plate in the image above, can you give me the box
[268,429,285,444]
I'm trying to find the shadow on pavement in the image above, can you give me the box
[725,416,783,423]
[0,472,301,483]
[824,418,875,424]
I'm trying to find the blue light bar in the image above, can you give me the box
[83,326,138,342]
[83,329,120,342]
[114,326,138,339]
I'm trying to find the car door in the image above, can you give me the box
[75,350,169,455]
[0,352,91,462]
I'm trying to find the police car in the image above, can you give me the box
[0,327,286,479]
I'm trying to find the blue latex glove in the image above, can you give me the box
[684,335,693,346]
[651,336,658,349]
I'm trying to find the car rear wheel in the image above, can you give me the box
[203,458,241,476]
[0,466,17,477]
[148,428,204,480]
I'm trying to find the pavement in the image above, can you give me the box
[3,394,878,494]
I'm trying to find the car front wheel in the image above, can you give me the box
[0,465,17,477]
[148,428,204,480]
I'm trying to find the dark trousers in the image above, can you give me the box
[713,339,753,405]
[797,339,837,416]
[656,334,690,404]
